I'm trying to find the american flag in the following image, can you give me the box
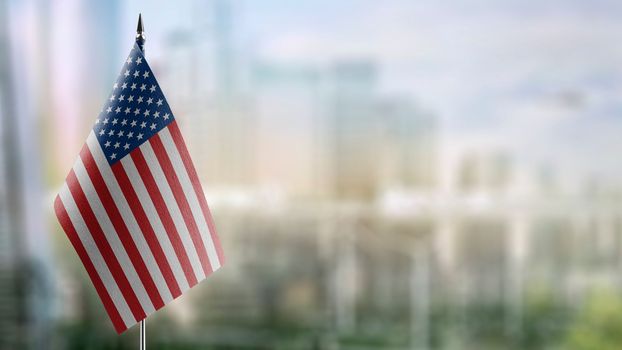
[54,43,224,333]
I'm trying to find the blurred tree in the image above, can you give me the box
[518,286,569,350]
[564,289,622,350]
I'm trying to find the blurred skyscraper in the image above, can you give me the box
[327,61,438,199]
[329,61,380,199]
[163,0,255,189]
[378,98,437,190]
[0,1,54,348]
[251,62,323,197]
[49,0,122,173]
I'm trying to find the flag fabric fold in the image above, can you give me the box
[54,43,224,333]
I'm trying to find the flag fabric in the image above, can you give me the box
[54,43,224,333]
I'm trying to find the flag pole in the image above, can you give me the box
[136,13,146,350]
[139,319,146,350]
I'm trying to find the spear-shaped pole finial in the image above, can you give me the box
[136,13,146,53]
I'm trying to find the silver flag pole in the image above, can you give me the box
[136,14,147,350]
[139,319,146,350]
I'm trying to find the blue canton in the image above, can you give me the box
[93,43,175,164]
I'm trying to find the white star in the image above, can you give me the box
[106,107,112,113]
[123,143,130,150]
[122,82,127,89]
[103,118,109,124]
[126,57,133,64]
[140,84,146,91]
[144,109,150,116]
[130,120,137,127]
[99,129,106,136]
[134,108,141,115]
[108,129,115,136]
[124,70,130,77]
[95,118,100,124]
[113,83,118,89]
[109,94,115,102]
[110,153,117,160]
[163,113,170,120]
[114,142,120,149]
[124,107,131,114]
[104,141,111,147]
[150,85,156,93]
[118,95,125,102]
[137,96,144,103]
[153,111,160,118]
[115,107,121,113]
[140,122,146,128]
[137,133,144,140]
[156,99,163,106]
[150,123,156,130]
[143,71,150,78]
[128,95,134,102]
[147,97,153,105]
[127,131,134,138]
[121,119,127,126]
[131,83,137,90]
[117,130,124,137]
[135,57,142,65]
[133,70,140,77]
[112,118,118,125]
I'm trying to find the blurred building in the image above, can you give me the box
[0,1,54,349]
[327,61,382,200]
[457,151,513,193]
[163,0,255,188]
[251,62,323,198]
[378,98,437,190]
[326,61,439,200]
[49,0,123,173]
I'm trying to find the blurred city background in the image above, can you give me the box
[2,0,622,349]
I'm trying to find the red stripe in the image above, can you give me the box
[79,146,164,310]
[168,121,224,265]
[66,170,146,321]
[55,195,127,333]
[111,161,182,299]
[149,135,213,275]
[129,149,199,287]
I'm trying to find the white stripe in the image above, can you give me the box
[72,157,155,314]
[59,183,135,327]
[87,133,173,303]
[159,128,221,270]
[139,142,206,280]
[120,155,191,292]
